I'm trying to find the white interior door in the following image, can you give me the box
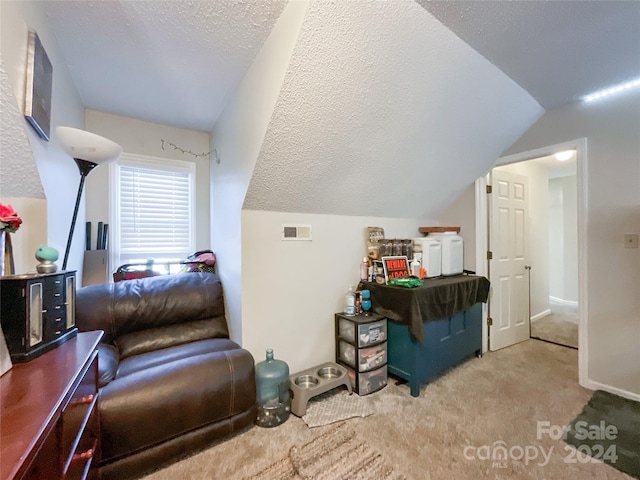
[489,168,530,351]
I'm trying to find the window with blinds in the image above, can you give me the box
[113,154,195,269]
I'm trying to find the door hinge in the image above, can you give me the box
[487,251,493,260]
[487,317,493,327]
[486,184,492,194]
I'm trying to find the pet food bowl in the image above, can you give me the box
[294,375,320,388]
[317,366,342,379]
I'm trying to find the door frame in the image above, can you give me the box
[474,138,589,387]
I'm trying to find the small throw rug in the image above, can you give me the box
[565,390,640,479]
[302,389,373,428]
[245,422,404,480]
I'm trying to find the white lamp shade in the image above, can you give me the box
[56,126,122,164]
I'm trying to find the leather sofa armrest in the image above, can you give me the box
[98,343,120,388]
[98,347,256,465]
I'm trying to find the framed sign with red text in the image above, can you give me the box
[381,256,410,283]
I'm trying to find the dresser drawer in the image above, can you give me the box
[61,352,99,479]
[64,405,99,480]
[43,276,65,305]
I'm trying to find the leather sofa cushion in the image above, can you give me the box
[98,347,256,464]
[116,338,241,379]
[115,319,228,360]
[98,343,120,388]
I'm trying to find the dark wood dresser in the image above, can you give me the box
[0,330,103,480]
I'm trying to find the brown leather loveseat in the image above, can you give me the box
[75,272,256,480]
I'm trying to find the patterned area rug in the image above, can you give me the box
[301,389,374,428]
[246,423,404,480]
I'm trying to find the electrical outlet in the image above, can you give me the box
[624,233,639,249]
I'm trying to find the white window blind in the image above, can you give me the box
[113,154,195,268]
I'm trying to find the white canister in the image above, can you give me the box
[411,237,442,277]
[427,232,463,276]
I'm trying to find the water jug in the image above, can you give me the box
[255,348,291,427]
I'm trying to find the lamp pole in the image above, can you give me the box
[62,158,99,270]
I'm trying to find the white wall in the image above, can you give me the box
[548,178,563,299]
[85,110,210,277]
[438,182,476,271]
[505,90,640,397]
[548,176,578,302]
[210,0,310,342]
[242,210,427,372]
[494,161,550,320]
[0,1,84,275]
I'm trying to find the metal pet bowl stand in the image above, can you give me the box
[289,362,352,417]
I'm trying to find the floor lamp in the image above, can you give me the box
[56,126,122,271]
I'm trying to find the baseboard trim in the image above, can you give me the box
[549,296,578,308]
[530,309,551,322]
[581,378,640,402]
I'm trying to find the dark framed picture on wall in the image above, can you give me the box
[24,30,53,141]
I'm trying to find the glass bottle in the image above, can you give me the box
[392,239,403,256]
[403,239,413,261]
[360,256,369,281]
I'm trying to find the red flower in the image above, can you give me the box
[0,204,22,233]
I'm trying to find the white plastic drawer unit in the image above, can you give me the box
[338,340,387,372]
[338,317,387,347]
[345,365,387,395]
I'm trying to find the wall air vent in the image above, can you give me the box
[282,224,312,241]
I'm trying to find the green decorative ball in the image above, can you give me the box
[35,245,59,262]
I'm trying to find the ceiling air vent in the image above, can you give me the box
[282,224,312,241]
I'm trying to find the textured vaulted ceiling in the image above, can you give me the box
[29,0,640,219]
[420,0,640,109]
[243,0,542,218]
[36,0,287,132]
[37,1,640,133]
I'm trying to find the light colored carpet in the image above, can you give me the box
[244,422,403,480]
[531,315,578,348]
[142,340,630,480]
[301,389,373,428]
[531,300,579,348]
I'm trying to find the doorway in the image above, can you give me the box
[492,155,578,349]
[476,139,587,364]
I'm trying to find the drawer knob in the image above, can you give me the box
[70,394,94,406]
[72,448,94,462]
